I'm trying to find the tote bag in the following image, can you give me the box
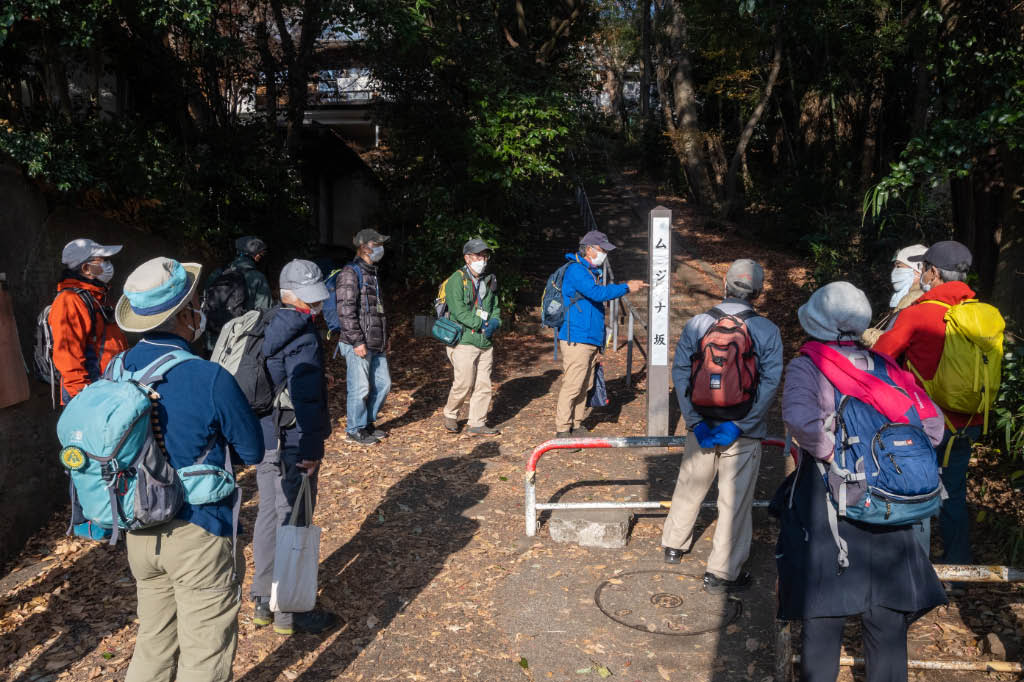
[270,474,321,613]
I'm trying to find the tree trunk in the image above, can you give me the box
[721,39,783,218]
[255,19,279,133]
[859,67,885,189]
[992,146,1024,326]
[655,0,713,206]
[639,0,652,118]
[952,145,1024,321]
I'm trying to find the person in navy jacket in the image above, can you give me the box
[554,230,646,438]
[250,259,337,636]
[113,256,263,682]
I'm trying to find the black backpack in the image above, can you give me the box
[33,288,98,405]
[203,266,249,339]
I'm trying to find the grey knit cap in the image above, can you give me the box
[797,281,872,341]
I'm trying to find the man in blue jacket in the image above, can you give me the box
[113,256,264,682]
[251,259,337,635]
[555,230,646,437]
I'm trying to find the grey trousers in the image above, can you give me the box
[250,448,319,626]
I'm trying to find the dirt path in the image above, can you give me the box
[1,175,1021,682]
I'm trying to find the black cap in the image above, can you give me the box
[909,240,972,272]
[579,230,617,251]
[463,238,490,255]
[354,229,390,247]
[236,236,267,256]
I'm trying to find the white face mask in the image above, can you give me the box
[310,301,324,315]
[590,251,607,267]
[369,245,385,263]
[187,306,207,341]
[468,259,487,275]
[97,260,115,283]
[889,267,917,307]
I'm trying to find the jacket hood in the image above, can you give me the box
[263,306,315,357]
[58,273,108,297]
[564,253,594,270]
[231,254,257,270]
[918,280,975,306]
[354,258,377,273]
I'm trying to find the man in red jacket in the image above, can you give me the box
[49,238,129,405]
[873,240,980,566]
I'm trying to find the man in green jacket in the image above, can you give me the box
[442,238,501,435]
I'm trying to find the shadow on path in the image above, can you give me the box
[238,442,496,682]
[492,369,560,426]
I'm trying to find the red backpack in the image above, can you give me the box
[687,308,759,420]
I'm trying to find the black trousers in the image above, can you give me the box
[801,604,909,682]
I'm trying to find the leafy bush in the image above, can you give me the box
[0,116,312,256]
[994,329,1024,460]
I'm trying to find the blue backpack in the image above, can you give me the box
[817,357,944,569]
[323,262,363,334]
[57,350,237,544]
[541,262,583,329]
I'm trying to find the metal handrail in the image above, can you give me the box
[524,436,791,536]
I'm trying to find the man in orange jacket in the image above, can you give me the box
[49,238,129,404]
[873,240,980,568]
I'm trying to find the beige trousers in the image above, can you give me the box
[661,435,762,581]
[125,519,240,682]
[555,340,599,432]
[443,344,494,427]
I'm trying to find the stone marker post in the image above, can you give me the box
[647,206,672,436]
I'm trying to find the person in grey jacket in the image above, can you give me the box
[661,259,783,593]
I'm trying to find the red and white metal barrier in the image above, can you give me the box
[524,435,791,536]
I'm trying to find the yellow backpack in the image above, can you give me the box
[433,270,469,319]
[908,299,1005,449]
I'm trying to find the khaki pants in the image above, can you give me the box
[443,345,493,427]
[661,436,762,581]
[125,519,240,682]
[555,341,599,433]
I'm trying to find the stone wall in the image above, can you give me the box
[0,163,179,567]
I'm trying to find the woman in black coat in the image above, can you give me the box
[774,282,947,682]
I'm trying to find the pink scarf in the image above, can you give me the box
[800,342,938,423]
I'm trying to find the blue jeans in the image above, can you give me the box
[338,342,391,434]
[915,426,982,563]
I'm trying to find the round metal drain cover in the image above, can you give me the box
[595,570,741,636]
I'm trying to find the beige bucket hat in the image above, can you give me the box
[115,257,202,333]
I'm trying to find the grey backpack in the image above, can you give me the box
[210,307,279,414]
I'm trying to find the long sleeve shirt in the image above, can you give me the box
[121,333,264,536]
[671,298,783,438]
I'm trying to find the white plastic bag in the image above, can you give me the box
[270,474,320,613]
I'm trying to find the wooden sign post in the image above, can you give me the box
[647,207,672,436]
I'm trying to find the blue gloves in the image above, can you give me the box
[711,421,742,447]
[692,422,715,448]
[692,421,742,448]
[482,317,500,339]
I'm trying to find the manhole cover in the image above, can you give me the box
[594,570,741,636]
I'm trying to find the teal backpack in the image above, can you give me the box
[57,350,237,544]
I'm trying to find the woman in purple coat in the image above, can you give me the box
[773,281,947,682]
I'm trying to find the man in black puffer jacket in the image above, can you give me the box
[251,259,337,636]
[335,228,392,445]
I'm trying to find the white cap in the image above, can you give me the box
[62,238,122,269]
[893,244,928,273]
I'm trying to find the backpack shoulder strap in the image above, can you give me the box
[347,261,364,290]
[921,299,953,310]
[735,308,758,321]
[134,350,197,387]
